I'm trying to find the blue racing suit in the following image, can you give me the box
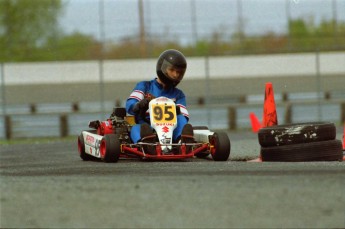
[126,78,189,143]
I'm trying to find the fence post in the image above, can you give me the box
[341,102,345,124]
[72,102,79,112]
[238,95,246,103]
[228,107,237,130]
[282,92,288,102]
[198,97,205,105]
[60,114,68,137]
[1,62,6,117]
[284,103,292,124]
[30,103,36,114]
[325,91,331,100]
[5,115,12,139]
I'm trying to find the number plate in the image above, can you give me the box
[151,104,176,124]
[149,97,178,151]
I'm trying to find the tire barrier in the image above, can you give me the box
[258,122,343,162]
[258,122,336,147]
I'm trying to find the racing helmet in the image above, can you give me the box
[156,49,187,88]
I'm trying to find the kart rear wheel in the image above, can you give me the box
[100,134,121,163]
[78,134,93,161]
[210,132,231,161]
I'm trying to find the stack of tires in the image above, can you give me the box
[258,122,343,162]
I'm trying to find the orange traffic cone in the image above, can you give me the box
[343,125,345,149]
[249,112,261,133]
[262,82,278,127]
[249,82,278,163]
[343,124,345,161]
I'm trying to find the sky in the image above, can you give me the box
[58,0,345,44]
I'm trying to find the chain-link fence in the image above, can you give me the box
[62,0,345,57]
[1,0,345,139]
[61,1,345,42]
[1,0,345,61]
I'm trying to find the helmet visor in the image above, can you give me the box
[161,59,185,83]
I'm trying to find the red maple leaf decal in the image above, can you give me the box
[162,126,169,133]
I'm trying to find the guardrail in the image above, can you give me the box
[189,90,345,105]
[1,90,344,114]
[1,98,344,140]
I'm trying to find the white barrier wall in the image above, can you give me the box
[1,52,345,85]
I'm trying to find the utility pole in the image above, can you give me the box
[285,0,292,51]
[191,0,198,45]
[0,63,6,117]
[99,0,106,116]
[332,0,337,47]
[146,0,151,56]
[236,0,244,45]
[138,0,146,58]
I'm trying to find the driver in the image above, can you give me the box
[126,49,194,151]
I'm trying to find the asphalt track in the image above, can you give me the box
[1,131,344,228]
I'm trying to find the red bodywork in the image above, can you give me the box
[120,143,209,160]
[97,120,114,135]
[94,119,211,161]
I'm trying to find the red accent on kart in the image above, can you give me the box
[180,144,186,154]
[100,140,106,158]
[121,143,208,160]
[97,120,114,135]
[77,138,82,155]
[86,135,95,144]
[156,145,162,156]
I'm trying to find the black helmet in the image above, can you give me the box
[156,49,187,88]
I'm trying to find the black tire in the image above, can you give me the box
[78,134,93,161]
[261,139,343,162]
[100,134,121,163]
[258,122,336,147]
[210,132,231,161]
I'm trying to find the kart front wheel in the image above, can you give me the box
[210,132,231,161]
[100,134,121,163]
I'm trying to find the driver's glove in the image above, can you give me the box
[132,98,149,114]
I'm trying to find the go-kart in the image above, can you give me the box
[77,96,231,162]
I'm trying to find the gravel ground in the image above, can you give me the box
[0,131,344,228]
